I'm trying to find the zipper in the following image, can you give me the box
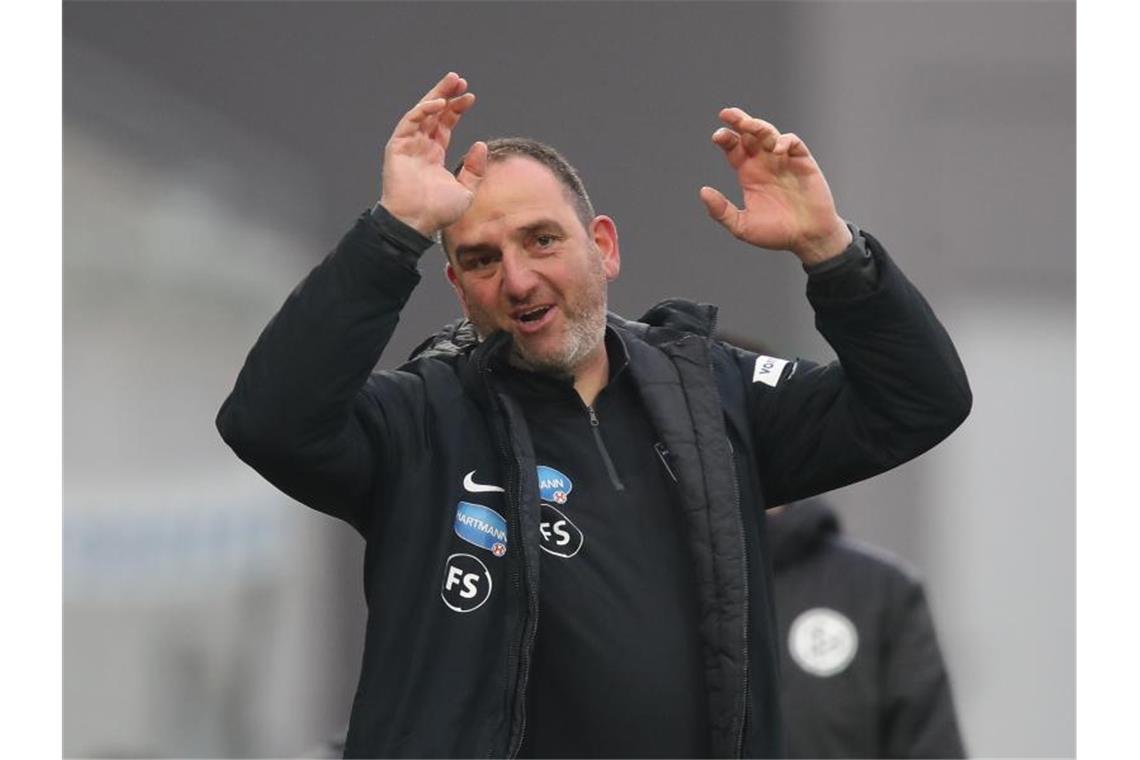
[485,368,539,759]
[727,436,751,757]
[585,405,625,491]
[688,332,750,757]
[506,441,539,759]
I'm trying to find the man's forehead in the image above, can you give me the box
[460,156,578,223]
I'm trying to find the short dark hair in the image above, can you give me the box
[440,137,595,258]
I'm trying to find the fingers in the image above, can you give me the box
[712,127,739,151]
[421,71,468,104]
[431,92,476,149]
[457,141,488,192]
[393,97,448,138]
[772,131,810,158]
[711,127,745,169]
[699,186,743,238]
[442,91,477,119]
[393,73,474,140]
[710,107,814,173]
[719,107,780,154]
[418,72,469,132]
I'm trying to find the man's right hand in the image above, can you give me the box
[379,72,487,237]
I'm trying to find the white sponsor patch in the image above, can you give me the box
[752,355,789,387]
[788,607,859,677]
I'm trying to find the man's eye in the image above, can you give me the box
[534,234,558,248]
[465,254,497,271]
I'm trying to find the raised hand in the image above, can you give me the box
[379,72,487,237]
[700,107,852,265]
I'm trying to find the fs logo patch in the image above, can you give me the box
[539,503,584,558]
[441,553,493,613]
[454,501,508,557]
[537,465,573,504]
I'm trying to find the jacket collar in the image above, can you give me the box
[402,298,719,412]
[609,299,720,343]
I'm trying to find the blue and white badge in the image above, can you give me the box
[454,501,508,557]
[537,465,573,505]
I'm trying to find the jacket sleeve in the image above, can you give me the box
[215,207,434,535]
[880,578,968,758]
[736,230,972,507]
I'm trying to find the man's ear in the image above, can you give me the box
[445,261,471,318]
[590,215,621,281]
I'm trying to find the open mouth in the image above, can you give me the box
[517,306,552,323]
[512,305,555,333]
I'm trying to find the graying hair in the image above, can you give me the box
[438,137,595,258]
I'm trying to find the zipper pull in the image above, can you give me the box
[654,442,679,483]
[586,406,600,427]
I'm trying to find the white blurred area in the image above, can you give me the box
[63,3,1074,757]
[64,45,364,757]
[924,301,1074,756]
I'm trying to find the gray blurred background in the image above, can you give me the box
[63,1,1074,756]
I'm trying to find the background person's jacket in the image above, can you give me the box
[769,499,968,758]
[216,207,971,758]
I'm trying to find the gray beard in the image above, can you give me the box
[468,245,609,378]
[506,303,606,378]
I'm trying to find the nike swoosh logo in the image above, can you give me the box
[463,470,505,494]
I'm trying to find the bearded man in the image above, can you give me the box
[217,72,971,758]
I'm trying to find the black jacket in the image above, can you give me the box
[216,208,971,758]
[768,500,967,758]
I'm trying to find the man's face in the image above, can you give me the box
[444,156,620,376]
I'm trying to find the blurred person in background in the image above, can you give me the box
[217,71,971,757]
[768,498,967,758]
[714,329,968,758]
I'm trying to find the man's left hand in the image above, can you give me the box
[700,107,852,266]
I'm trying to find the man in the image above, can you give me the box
[217,72,971,758]
[768,500,967,758]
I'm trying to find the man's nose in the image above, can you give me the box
[500,250,539,301]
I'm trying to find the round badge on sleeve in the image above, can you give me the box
[788,607,859,677]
